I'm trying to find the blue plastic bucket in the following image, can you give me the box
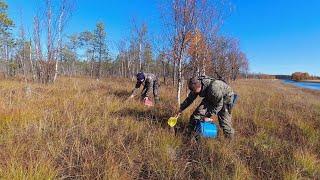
[196,121,218,138]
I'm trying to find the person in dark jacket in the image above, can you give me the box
[178,76,236,138]
[129,72,160,103]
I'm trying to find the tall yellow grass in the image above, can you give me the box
[0,77,319,179]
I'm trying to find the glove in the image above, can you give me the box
[175,109,182,117]
[203,117,213,122]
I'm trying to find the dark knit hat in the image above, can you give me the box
[136,72,145,82]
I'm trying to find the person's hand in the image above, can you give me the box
[203,117,213,122]
[176,110,182,117]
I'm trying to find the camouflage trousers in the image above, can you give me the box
[141,79,160,103]
[188,96,235,138]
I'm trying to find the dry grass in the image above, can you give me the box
[0,77,319,179]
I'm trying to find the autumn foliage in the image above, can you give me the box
[291,72,310,81]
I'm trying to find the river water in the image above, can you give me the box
[282,80,320,91]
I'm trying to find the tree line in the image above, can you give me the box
[0,0,249,102]
[291,72,320,81]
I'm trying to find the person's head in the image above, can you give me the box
[136,72,145,83]
[188,77,202,93]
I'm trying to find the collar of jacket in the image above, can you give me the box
[199,78,213,97]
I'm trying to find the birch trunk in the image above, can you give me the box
[54,9,64,82]
[177,57,182,105]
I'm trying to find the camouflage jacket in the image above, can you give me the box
[131,73,158,97]
[180,76,234,115]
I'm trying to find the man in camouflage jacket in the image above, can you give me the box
[178,76,236,138]
[129,72,160,103]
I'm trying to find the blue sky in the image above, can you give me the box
[7,0,320,76]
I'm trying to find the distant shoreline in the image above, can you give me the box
[297,80,320,83]
[281,79,320,91]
